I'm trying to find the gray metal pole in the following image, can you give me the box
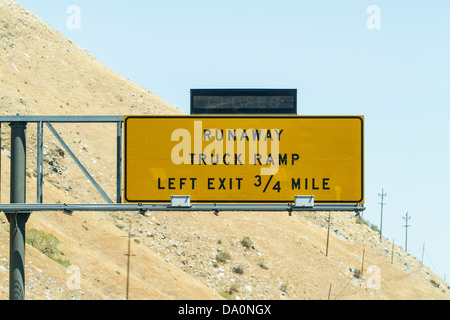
[0,203,366,213]
[117,121,123,203]
[0,122,2,203]
[8,212,30,300]
[7,121,30,300]
[36,121,43,203]
[10,122,27,203]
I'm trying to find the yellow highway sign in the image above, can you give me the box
[124,116,364,204]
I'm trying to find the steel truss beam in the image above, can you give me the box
[0,115,123,204]
[0,203,365,215]
[0,115,123,123]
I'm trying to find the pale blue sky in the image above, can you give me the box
[17,1,450,283]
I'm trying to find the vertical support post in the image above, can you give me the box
[116,121,123,203]
[9,212,30,300]
[0,122,2,203]
[7,121,30,300]
[36,121,43,203]
[10,122,27,204]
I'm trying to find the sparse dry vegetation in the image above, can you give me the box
[26,229,70,268]
[232,264,245,274]
[241,236,253,249]
[216,251,231,264]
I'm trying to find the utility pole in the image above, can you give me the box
[391,238,395,264]
[123,221,136,300]
[126,224,131,300]
[361,247,366,278]
[402,212,411,252]
[421,242,425,264]
[326,211,331,257]
[378,189,387,240]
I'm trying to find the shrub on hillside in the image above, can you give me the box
[241,236,253,249]
[216,250,231,263]
[26,229,70,267]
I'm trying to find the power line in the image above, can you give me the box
[424,248,442,279]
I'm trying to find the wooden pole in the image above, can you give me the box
[126,223,132,300]
[378,189,387,240]
[326,211,331,257]
[327,283,332,300]
[391,239,395,264]
[361,247,365,278]
[421,242,425,264]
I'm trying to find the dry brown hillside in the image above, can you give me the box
[0,0,449,300]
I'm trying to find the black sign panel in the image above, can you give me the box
[190,89,297,115]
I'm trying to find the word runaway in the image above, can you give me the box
[203,128,284,142]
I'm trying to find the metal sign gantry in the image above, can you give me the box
[0,115,123,300]
[0,115,365,300]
